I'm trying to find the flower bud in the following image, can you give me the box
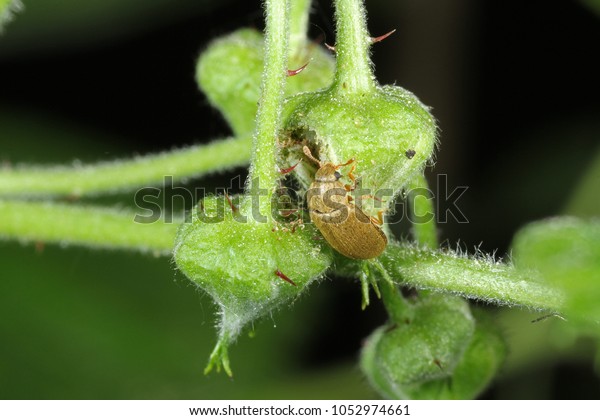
[360,295,506,399]
[173,196,332,374]
[197,28,334,136]
[282,85,437,203]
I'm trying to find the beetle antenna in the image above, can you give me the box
[302,146,322,167]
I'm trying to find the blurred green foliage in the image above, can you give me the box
[0,0,229,54]
[512,218,600,328]
[0,244,377,399]
[582,0,600,16]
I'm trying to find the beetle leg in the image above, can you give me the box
[345,164,358,191]
[334,158,355,171]
[338,163,357,191]
[370,210,385,226]
[378,210,385,225]
[346,163,356,183]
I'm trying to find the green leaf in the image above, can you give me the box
[512,217,600,325]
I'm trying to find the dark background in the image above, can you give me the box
[1,0,599,399]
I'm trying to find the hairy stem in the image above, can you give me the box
[377,265,409,323]
[0,136,251,197]
[289,0,311,56]
[243,0,290,217]
[332,0,375,93]
[0,200,177,255]
[407,174,438,248]
[380,242,565,312]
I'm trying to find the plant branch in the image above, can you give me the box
[377,265,409,323]
[0,136,251,197]
[332,0,375,93]
[380,242,565,313]
[289,0,311,56]
[407,173,438,248]
[243,0,290,216]
[0,200,177,255]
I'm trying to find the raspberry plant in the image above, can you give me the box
[1,0,599,399]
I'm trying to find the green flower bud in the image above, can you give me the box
[196,28,334,136]
[281,85,437,202]
[173,196,332,375]
[278,0,436,213]
[361,295,506,399]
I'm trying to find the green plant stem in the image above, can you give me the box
[0,136,251,197]
[332,0,375,93]
[407,174,438,248]
[243,0,290,217]
[378,271,409,323]
[0,200,177,255]
[380,242,565,312]
[289,0,311,55]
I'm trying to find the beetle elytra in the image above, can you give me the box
[303,146,387,259]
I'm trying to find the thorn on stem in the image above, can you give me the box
[324,42,336,52]
[287,62,309,77]
[279,209,298,218]
[278,162,299,175]
[371,29,396,44]
[275,269,296,286]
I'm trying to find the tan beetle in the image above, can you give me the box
[303,146,387,259]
